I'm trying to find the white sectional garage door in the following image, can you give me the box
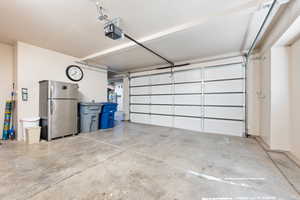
[129,61,246,137]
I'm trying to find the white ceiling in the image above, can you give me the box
[0,0,272,71]
[89,12,254,70]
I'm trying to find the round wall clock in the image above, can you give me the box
[66,65,84,82]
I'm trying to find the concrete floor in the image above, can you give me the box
[1,122,300,200]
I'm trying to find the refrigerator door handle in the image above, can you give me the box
[50,100,54,115]
[50,85,54,98]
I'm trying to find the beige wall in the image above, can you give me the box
[258,40,300,160]
[16,42,107,140]
[257,1,300,154]
[259,47,292,151]
[0,43,14,139]
[247,56,261,136]
[270,47,291,150]
[259,50,271,146]
[290,38,300,160]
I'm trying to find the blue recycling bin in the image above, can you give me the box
[99,103,118,129]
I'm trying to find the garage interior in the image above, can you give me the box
[0,0,300,199]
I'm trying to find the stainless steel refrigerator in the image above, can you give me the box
[39,80,78,141]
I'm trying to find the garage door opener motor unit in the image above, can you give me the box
[96,1,177,68]
[104,22,124,40]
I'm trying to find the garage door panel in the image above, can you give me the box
[131,113,150,124]
[175,106,202,117]
[204,94,244,106]
[151,85,172,94]
[175,83,202,93]
[205,79,244,93]
[174,69,202,83]
[131,105,150,113]
[205,64,244,80]
[151,115,173,127]
[130,77,150,86]
[150,74,172,84]
[130,87,150,95]
[131,96,150,104]
[174,95,202,105]
[204,119,244,136]
[151,95,173,104]
[151,105,173,115]
[130,62,245,137]
[205,107,244,120]
[174,117,202,132]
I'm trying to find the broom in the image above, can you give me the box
[9,83,16,140]
[2,101,12,140]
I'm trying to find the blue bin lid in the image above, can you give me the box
[101,102,118,106]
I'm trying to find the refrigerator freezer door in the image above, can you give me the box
[50,81,78,99]
[49,99,77,139]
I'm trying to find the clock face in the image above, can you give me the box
[66,65,83,82]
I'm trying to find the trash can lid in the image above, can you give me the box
[80,102,102,106]
[20,117,40,122]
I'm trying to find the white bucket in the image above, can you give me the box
[20,117,40,141]
[115,111,125,121]
[26,127,41,144]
